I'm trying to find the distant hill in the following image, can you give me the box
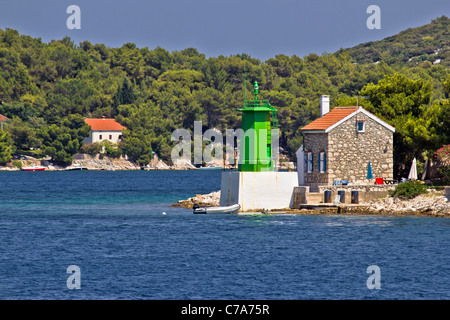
[342,16,449,67]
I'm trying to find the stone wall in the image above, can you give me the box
[319,185,395,204]
[291,186,323,208]
[327,114,393,185]
[303,132,328,191]
[291,184,396,207]
[302,113,393,190]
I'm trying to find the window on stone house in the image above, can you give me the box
[318,152,327,173]
[304,152,313,173]
[357,120,365,132]
[99,134,102,140]
[109,135,112,140]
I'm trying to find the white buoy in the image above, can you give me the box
[162,212,167,215]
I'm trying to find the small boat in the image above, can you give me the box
[199,163,222,170]
[193,203,240,214]
[65,164,88,171]
[21,165,46,171]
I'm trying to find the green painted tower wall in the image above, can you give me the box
[238,81,277,172]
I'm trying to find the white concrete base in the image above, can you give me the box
[219,171,298,211]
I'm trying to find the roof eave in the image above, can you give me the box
[300,129,327,133]
[324,108,395,133]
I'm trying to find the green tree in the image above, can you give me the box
[194,87,225,129]
[6,117,40,151]
[443,75,450,98]
[112,78,135,115]
[101,140,122,158]
[0,130,13,165]
[38,115,89,166]
[360,73,434,177]
[120,130,153,166]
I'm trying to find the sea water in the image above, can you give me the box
[0,170,449,299]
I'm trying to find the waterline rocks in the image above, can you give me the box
[71,157,141,170]
[363,189,450,216]
[145,154,170,170]
[173,188,450,216]
[171,191,220,209]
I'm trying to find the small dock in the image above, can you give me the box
[268,203,371,215]
[299,203,339,210]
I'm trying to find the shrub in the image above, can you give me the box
[435,144,450,165]
[101,140,122,158]
[389,181,428,199]
[12,160,22,169]
[434,145,450,184]
[80,142,102,155]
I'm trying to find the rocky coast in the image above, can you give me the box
[362,189,450,217]
[173,188,450,217]
[170,191,220,209]
[0,153,199,171]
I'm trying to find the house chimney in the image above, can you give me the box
[320,95,330,117]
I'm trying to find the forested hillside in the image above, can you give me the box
[344,16,449,67]
[0,16,449,178]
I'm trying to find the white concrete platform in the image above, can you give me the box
[219,171,298,211]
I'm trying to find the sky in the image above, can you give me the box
[0,0,448,61]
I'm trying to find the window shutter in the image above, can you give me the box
[304,153,308,172]
[318,153,321,172]
[323,153,327,172]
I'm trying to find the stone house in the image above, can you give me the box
[297,96,395,191]
[83,117,125,145]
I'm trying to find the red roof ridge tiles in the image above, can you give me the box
[84,118,125,131]
[301,106,359,131]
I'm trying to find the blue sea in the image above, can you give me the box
[0,170,449,300]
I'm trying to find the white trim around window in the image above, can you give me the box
[304,152,313,173]
[318,152,327,173]
[357,120,366,133]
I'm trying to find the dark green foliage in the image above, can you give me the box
[0,16,448,168]
[80,142,102,155]
[80,140,122,158]
[437,166,450,185]
[389,181,428,199]
[37,114,90,166]
[120,130,153,165]
[344,16,449,68]
[101,140,122,158]
[0,130,12,165]
[5,117,40,151]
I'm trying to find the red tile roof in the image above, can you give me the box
[0,114,8,121]
[84,118,125,131]
[301,107,359,131]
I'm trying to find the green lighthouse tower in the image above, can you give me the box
[237,81,278,171]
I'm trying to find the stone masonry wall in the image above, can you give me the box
[303,132,328,191]
[327,114,393,185]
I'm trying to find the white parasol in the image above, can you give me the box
[408,157,418,181]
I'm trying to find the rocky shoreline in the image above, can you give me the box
[1,152,299,172]
[0,153,201,171]
[361,189,450,217]
[170,191,220,209]
[172,189,450,217]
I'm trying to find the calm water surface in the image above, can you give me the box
[0,170,449,299]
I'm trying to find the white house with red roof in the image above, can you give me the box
[83,117,126,145]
